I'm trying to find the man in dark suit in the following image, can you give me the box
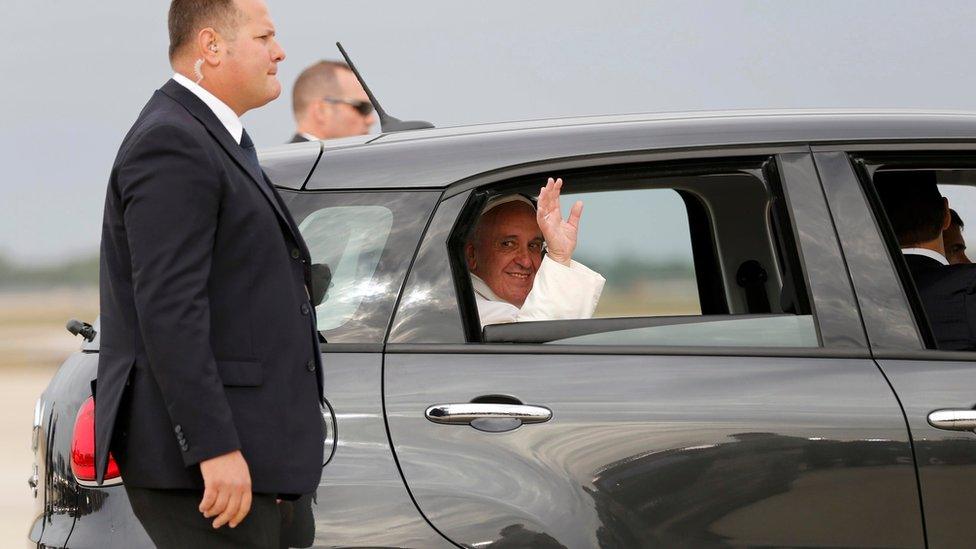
[876,170,976,351]
[96,0,323,546]
[288,60,375,143]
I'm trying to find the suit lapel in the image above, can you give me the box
[158,80,300,245]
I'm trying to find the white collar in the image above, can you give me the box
[471,274,507,303]
[172,73,243,145]
[902,247,949,266]
[299,132,320,142]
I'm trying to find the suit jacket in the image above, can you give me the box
[289,133,310,143]
[96,79,324,495]
[471,256,606,326]
[904,253,976,351]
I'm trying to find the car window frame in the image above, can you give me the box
[387,147,870,358]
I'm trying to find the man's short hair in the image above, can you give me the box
[292,61,352,118]
[168,0,244,61]
[951,208,964,229]
[875,170,943,246]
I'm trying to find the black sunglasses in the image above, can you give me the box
[323,97,374,117]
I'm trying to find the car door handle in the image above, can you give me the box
[425,403,552,426]
[928,409,976,432]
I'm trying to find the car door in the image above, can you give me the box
[814,148,976,549]
[383,151,925,548]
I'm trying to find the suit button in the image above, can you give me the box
[301,303,310,315]
[291,248,301,260]
[174,425,183,434]
[180,442,189,452]
[306,359,315,372]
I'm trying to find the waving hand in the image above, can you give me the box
[537,177,583,266]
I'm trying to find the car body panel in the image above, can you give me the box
[871,359,976,549]
[34,350,154,548]
[258,140,322,190]
[385,353,923,547]
[382,152,924,547]
[311,352,454,548]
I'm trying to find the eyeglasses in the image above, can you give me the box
[322,97,374,117]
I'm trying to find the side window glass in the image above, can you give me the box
[299,206,394,331]
[937,183,976,266]
[283,191,439,344]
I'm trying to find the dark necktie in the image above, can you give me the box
[239,128,262,176]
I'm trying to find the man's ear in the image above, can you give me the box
[464,243,477,272]
[942,197,952,231]
[196,28,222,67]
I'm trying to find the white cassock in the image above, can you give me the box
[471,255,606,326]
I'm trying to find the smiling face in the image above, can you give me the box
[218,0,285,114]
[466,202,544,308]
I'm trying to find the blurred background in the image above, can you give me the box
[7,0,976,542]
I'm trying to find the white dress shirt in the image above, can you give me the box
[472,255,606,326]
[902,247,949,266]
[172,73,243,145]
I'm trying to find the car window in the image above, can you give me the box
[572,189,701,317]
[390,159,822,348]
[299,206,394,331]
[283,190,440,344]
[860,164,976,351]
[938,182,976,266]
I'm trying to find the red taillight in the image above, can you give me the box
[71,396,121,484]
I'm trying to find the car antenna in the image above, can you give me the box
[336,42,435,133]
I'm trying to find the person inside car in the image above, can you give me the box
[465,177,605,326]
[944,208,971,265]
[876,170,976,350]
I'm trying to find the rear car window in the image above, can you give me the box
[299,205,394,331]
[282,190,440,344]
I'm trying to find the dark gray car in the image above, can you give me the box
[28,110,976,548]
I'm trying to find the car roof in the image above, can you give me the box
[261,109,976,191]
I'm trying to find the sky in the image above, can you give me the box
[6,0,976,266]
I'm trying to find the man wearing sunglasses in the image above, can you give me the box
[290,60,376,142]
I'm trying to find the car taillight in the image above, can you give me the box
[71,396,121,486]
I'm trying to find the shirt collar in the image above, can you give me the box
[902,247,950,266]
[470,274,505,303]
[299,132,320,142]
[172,73,244,145]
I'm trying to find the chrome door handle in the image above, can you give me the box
[928,409,976,432]
[425,403,552,425]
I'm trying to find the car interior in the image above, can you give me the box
[859,156,976,351]
[448,157,819,347]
